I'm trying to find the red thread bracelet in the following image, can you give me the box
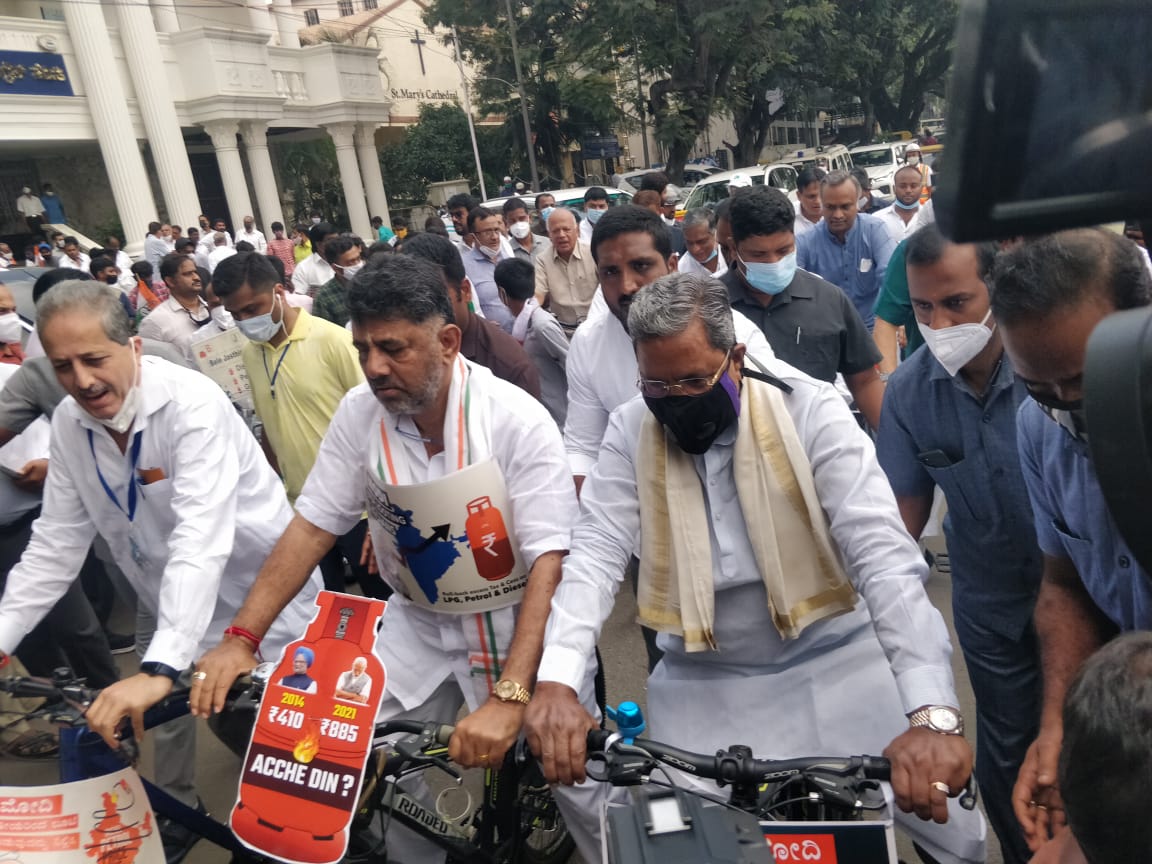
[224,626,263,660]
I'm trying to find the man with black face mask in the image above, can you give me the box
[989,228,1152,857]
[527,272,988,864]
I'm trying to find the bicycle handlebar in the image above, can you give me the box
[586,728,891,786]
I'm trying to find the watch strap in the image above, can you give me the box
[908,705,964,735]
[494,679,531,704]
[140,661,182,682]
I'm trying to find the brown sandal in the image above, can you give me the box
[0,730,59,759]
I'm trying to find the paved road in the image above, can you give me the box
[3,554,1003,864]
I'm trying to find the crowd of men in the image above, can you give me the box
[0,168,1149,864]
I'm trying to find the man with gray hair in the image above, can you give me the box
[527,272,987,864]
[0,280,321,862]
[797,169,898,329]
[676,207,728,278]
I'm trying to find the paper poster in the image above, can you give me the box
[232,591,387,864]
[365,458,527,614]
[0,768,163,863]
[191,327,253,410]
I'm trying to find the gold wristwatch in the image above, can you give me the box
[908,705,964,735]
[493,679,531,705]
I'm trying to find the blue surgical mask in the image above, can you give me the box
[740,252,797,295]
[704,246,719,263]
[540,206,555,223]
[236,294,284,343]
[893,199,920,210]
[586,208,605,225]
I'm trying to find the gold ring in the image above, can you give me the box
[479,754,489,762]
[192,671,208,681]
[930,781,950,795]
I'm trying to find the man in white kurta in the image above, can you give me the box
[0,281,320,816]
[529,273,986,864]
[191,255,607,864]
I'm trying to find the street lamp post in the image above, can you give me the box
[451,25,488,201]
[502,0,540,191]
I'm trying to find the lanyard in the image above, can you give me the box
[88,428,144,522]
[262,341,292,400]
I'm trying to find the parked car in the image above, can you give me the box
[481,186,633,215]
[617,166,721,195]
[847,142,910,196]
[679,164,800,215]
[781,144,854,175]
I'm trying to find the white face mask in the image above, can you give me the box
[236,294,284,343]
[509,221,531,240]
[0,312,23,343]
[857,196,869,210]
[340,261,364,280]
[917,308,995,377]
[99,348,142,434]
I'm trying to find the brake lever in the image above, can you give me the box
[958,774,979,811]
[394,738,462,784]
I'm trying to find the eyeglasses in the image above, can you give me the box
[637,348,732,398]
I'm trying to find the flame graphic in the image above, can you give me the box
[293,727,321,763]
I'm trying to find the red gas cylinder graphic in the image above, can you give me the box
[464,496,515,581]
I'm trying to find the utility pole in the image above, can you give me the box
[634,37,650,168]
[451,26,487,200]
[502,0,540,191]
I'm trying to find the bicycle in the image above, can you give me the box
[581,703,979,864]
[0,666,574,864]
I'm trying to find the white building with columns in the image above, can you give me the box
[0,0,395,256]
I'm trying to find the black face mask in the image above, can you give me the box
[644,373,740,455]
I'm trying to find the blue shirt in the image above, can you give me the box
[461,245,515,333]
[796,212,897,330]
[877,348,1041,639]
[41,193,66,224]
[1017,399,1152,631]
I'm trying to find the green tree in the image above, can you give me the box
[379,103,510,204]
[276,139,349,228]
[424,0,621,187]
[815,0,957,136]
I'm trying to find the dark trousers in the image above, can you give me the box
[0,509,120,688]
[954,609,1041,864]
[318,519,391,600]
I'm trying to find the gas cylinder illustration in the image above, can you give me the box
[464,495,516,581]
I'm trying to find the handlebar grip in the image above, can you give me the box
[859,755,891,781]
[0,678,69,699]
[375,718,455,746]
[586,728,614,752]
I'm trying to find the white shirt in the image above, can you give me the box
[907,197,936,234]
[198,232,233,257]
[144,235,169,275]
[137,296,214,361]
[579,217,595,246]
[677,247,729,279]
[793,201,820,238]
[291,253,334,296]
[58,252,90,273]
[563,305,774,476]
[0,357,321,670]
[874,203,919,242]
[111,250,136,294]
[208,245,236,273]
[539,355,958,715]
[236,227,267,254]
[16,194,44,217]
[294,371,576,709]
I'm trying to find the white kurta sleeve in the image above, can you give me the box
[538,404,641,691]
[788,372,958,712]
[562,329,611,477]
[146,398,245,670]
[0,418,98,655]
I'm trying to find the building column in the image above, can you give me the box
[241,121,284,233]
[202,121,254,231]
[117,0,202,230]
[269,0,300,49]
[325,123,372,239]
[243,0,272,40]
[354,124,391,228]
[149,0,179,34]
[60,0,158,257]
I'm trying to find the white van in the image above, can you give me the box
[781,145,854,175]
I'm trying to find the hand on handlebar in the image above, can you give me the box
[524,681,597,785]
[190,637,259,718]
[1012,728,1067,851]
[448,697,524,769]
[85,672,174,750]
[884,727,973,824]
